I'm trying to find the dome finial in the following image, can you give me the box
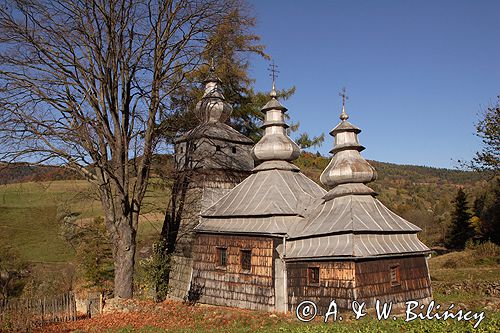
[339,87,349,121]
[204,56,221,84]
[209,56,215,73]
[268,60,279,98]
[196,58,232,123]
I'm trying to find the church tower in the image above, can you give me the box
[168,65,254,299]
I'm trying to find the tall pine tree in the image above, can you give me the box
[445,188,475,250]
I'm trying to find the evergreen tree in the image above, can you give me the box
[475,179,500,245]
[445,188,475,250]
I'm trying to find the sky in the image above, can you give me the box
[246,0,500,168]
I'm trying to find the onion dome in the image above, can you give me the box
[285,92,430,260]
[319,100,377,199]
[195,65,232,123]
[251,84,300,164]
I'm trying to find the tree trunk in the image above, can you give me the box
[112,216,136,298]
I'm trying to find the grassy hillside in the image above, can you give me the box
[0,180,96,262]
[0,179,168,263]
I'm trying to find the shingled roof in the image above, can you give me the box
[175,121,253,144]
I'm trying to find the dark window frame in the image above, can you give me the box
[231,146,237,154]
[240,249,252,272]
[216,247,227,269]
[307,267,320,285]
[390,264,401,287]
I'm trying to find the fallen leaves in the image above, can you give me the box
[38,299,292,332]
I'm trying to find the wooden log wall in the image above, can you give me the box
[354,255,432,307]
[287,255,432,312]
[192,234,276,311]
[287,261,355,312]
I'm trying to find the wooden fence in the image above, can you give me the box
[0,291,77,327]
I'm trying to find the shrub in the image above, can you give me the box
[138,240,172,302]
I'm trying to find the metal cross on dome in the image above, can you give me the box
[268,60,279,90]
[339,87,350,121]
[339,87,349,108]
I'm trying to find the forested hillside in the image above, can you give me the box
[0,163,81,185]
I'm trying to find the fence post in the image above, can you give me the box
[99,292,104,315]
[72,292,76,321]
[63,293,68,321]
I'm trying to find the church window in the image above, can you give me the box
[231,146,237,154]
[308,267,320,285]
[216,145,221,152]
[390,264,401,286]
[240,249,251,271]
[216,247,227,268]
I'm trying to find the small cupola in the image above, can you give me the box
[195,63,233,123]
[251,77,300,164]
[320,88,377,199]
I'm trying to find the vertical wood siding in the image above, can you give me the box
[355,255,432,307]
[192,234,277,311]
[287,256,432,312]
[287,261,355,311]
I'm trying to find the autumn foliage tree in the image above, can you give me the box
[473,179,500,245]
[0,0,243,298]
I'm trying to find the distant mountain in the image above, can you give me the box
[0,162,82,185]
[1,154,486,188]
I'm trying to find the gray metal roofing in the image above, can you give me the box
[330,120,361,134]
[194,215,302,235]
[175,122,254,144]
[285,233,430,259]
[194,160,429,258]
[290,194,421,239]
[261,98,287,111]
[200,168,326,218]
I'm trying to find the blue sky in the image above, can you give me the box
[247,0,500,168]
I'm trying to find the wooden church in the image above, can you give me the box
[171,69,432,312]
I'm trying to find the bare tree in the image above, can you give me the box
[472,96,499,173]
[0,0,236,298]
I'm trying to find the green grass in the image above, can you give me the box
[428,244,500,311]
[99,312,500,333]
[0,180,92,262]
[431,266,500,283]
[0,179,168,263]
